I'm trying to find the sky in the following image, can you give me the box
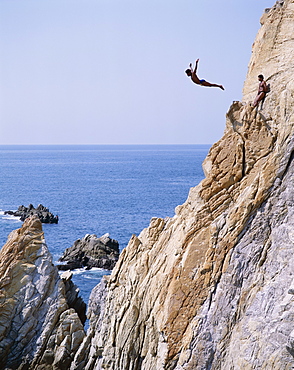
[0,0,274,145]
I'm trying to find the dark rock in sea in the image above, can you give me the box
[4,203,59,224]
[57,233,119,271]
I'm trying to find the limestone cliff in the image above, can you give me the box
[77,1,294,369]
[0,216,86,369]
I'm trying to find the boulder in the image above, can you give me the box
[57,233,119,271]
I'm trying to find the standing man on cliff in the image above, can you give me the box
[253,74,267,107]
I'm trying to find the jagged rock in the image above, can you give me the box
[0,216,85,369]
[61,271,87,324]
[74,1,294,369]
[70,276,109,370]
[5,204,59,224]
[57,233,119,271]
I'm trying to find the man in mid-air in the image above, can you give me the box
[185,59,224,90]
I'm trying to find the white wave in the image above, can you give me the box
[83,275,104,280]
[1,212,21,222]
[58,266,107,276]
[57,268,85,276]
[86,267,105,273]
[55,260,67,265]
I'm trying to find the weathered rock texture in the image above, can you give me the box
[77,1,294,369]
[0,216,86,370]
[58,233,119,271]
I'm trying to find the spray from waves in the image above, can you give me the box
[0,210,21,222]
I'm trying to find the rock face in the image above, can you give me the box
[58,233,119,271]
[5,204,59,224]
[0,216,86,369]
[76,1,294,369]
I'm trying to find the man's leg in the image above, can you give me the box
[201,81,224,90]
[253,92,265,107]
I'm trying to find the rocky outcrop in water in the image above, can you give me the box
[57,233,119,271]
[0,216,85,369]
[5,204,59,224]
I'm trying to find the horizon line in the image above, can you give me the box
[0,143,213,147]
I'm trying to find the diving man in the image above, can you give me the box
[185,59,224,90]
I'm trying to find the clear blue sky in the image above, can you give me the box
[0,0,273,145]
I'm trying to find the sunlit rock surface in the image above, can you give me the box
[0,216,85,369]
[80,1,294,369]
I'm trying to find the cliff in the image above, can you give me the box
[78,1,294,369]
[0,0,293,369]
[0,216,86,369]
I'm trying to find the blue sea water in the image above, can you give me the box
[0,145,209,304]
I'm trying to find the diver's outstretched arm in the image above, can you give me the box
[193,59,199,73]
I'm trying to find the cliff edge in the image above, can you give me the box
[78,1,294,369]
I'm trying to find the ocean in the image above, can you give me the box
[0,145,209,304]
